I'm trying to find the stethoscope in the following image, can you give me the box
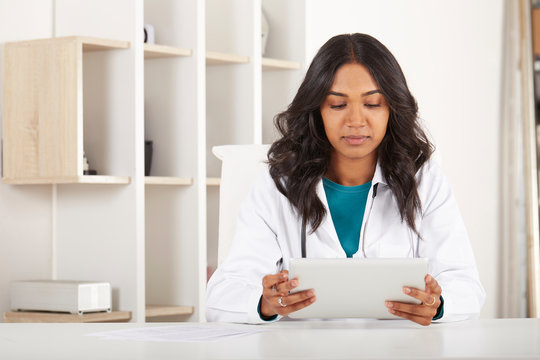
[299,182,417,258]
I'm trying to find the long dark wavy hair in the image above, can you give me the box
[268,33,433,236]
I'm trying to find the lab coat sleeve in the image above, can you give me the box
[206,171,285,323]
[417,161,486,322]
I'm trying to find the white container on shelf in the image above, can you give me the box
[10,280,112,315]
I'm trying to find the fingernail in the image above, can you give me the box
[390,309,396,314]
[386,302,393,308]
[403,287,411,294]
[307,290,314,297]
[310,297,316,303]
[280,274,287,279]
[291,280,298,287]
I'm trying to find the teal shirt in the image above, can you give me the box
[323,178,372,258]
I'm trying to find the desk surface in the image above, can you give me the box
[1,318,539,359]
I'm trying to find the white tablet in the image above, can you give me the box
[287,257,428,319]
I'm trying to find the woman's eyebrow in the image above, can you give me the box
[328,91,347,97]
[327,89,381,97]
[362,89,382,96]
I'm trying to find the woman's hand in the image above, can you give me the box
[385,274,442,326]
[260,270,316,318]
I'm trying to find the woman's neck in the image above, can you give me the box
[326,152,377,186]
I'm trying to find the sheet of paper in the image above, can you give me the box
[87,324,267,342]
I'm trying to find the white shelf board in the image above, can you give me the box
[144,43,192,59]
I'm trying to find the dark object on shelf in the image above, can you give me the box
[83,151,97,175]
[145,141,153,176]
[144,24,155,44]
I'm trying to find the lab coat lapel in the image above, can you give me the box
[356,162,387,258]
[315,179,346,256]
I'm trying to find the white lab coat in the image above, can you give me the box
[206,159,486,323]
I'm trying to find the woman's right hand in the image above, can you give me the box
[260,270,316,318]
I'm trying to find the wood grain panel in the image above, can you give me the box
[3,38,80,180]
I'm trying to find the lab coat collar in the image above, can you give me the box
[313,161,386,255]
[372,161,387,187]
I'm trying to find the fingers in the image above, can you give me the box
[425,275,442,295]
[388,307,434,326]
[402,286,440,307]
[262,288,316,317]
[276,278,299,294]
[279,289,316,307]
[384,274,442,326]
[262,271,288,291]
[260,270,316,318]
[386,299,437,318]
[278,290,316,314]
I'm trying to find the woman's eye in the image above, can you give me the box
[330,104,346,109]
[365,104,381,108]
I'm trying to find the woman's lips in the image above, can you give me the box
[343,135,368,145]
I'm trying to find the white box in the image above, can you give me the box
[10,280,112,315]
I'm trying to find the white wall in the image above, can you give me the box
[306,0,503,318]
[0,0,505,320]
[0,0,54,321]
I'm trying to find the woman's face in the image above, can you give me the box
[320,63,389,165]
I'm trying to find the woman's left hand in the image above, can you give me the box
[385,274,442,326]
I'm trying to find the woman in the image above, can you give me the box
[206,33,485,325]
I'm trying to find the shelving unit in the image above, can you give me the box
[1,0,306,324]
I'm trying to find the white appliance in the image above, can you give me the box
[10,280,112,315]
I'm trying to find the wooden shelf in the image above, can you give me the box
[262,57,301,71]
[5,36,130,52]
[206,177,221,186]
[145,176,194,185]
[145,305,194,318]
[206,51,249,65]
[144,43,192,59]
[2,176,131,185]
[3,310,132,323]
[78,36,130,51]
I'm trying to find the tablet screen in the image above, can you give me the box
[287,257,428,319]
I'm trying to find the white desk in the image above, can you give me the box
[0,318,539,359]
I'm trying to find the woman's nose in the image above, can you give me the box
[346,105,367,127]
